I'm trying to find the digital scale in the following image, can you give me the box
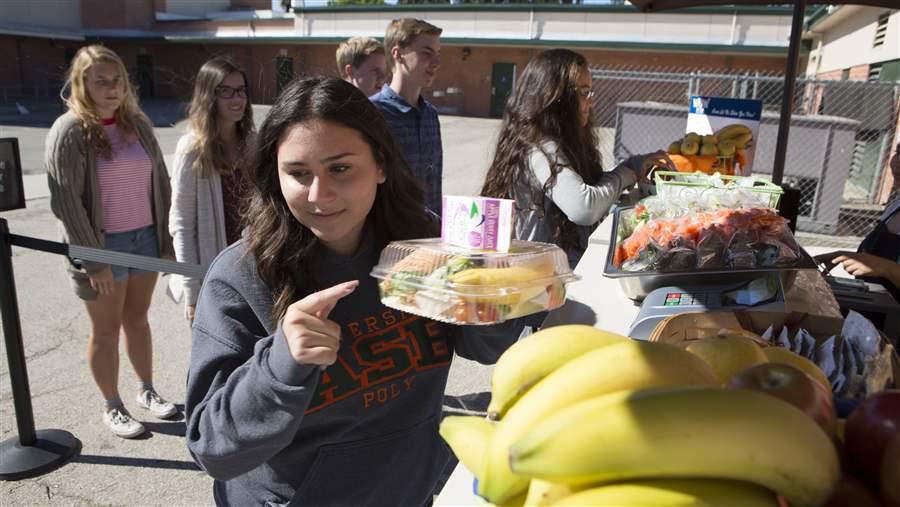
[628,275,786,340]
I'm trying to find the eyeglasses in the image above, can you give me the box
[215,85,248,99]
[575,87,596,100]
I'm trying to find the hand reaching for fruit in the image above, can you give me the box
[623,150,675,183]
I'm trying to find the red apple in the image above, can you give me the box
[845,390,900,491]
[728,363,837,438]
[880,431,900,507]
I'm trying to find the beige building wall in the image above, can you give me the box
[806,6,900,77]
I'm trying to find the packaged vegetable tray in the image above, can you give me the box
[371,239,576,325]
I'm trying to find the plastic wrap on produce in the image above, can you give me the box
[371,239,576,325]
[614,207,801,273]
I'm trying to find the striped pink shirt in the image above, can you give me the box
[97,120,154,233]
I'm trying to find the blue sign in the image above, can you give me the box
[689,96,762,121]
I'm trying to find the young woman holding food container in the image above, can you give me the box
[184,77,525,506]
[45,45,176,439]
[481,48,660,268]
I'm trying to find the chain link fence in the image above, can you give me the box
[591,66,899,248]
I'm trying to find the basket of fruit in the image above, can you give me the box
[664,123,754,176]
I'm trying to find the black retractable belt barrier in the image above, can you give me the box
[0,217,81,480]
[0,218,205,480]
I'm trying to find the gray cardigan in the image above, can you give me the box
[167,132,228,306]
[513,141,637,267]
[45,111,174,299]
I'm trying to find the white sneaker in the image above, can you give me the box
[103,407,145,439]
[136,389,177,419]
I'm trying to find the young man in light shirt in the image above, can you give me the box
[370,18,444,215]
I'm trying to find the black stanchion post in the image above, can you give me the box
[0,217,80,480]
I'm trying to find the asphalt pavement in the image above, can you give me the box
[0,104,504,506]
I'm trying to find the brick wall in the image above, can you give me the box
[816,63,871,82]
[847,63,870,81]
[0,36,80,89]
[81,0,156,29]
[3,35,791,117]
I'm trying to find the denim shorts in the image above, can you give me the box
[103,225,159,281]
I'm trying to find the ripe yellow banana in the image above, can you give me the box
[714,123,752,140]
[509,387,840,507]
[701,134,718,144]
[680,139,700,156]
[667,141,682,155]
[717,139,737,157]
[450,265,554,306]
[699,143,719,156]
[478,341,719,504]
[449,266,552,286]
[523,479,580,507]
[552,478,778,506]
[438,416,494,481]
[733,132,754,149]
[487,325,627,420]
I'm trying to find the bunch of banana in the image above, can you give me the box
[487,325,626,419]
[550,478,779,507]
[508,386,839,507]
[437,323,842,507]
[668,125,753,157]
[448,328,718,503]
[665,124,753,175]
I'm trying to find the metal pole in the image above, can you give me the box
[0,217,80,481]
[0,217,35,445]
[772,0,806,185]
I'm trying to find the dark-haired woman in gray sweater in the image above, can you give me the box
[185,77,522,506]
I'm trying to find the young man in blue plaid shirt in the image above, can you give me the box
[371,18,444,215]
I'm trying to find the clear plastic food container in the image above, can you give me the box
[371,239,577,325]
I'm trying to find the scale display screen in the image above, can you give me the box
[663,292,707,307]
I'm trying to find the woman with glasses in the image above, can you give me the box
[46,45,176,438]
[481,48,655,268]
[168,56,256,322]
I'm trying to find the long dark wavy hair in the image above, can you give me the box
[481,49,602,254]
[244,77,437,320]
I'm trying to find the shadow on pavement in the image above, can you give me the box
[72,453,199,471]
[141,420,186,438]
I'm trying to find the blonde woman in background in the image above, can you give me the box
[168,56,256,322]
[46,45,176,439]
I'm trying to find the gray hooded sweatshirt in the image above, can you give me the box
[185,233,521,507]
